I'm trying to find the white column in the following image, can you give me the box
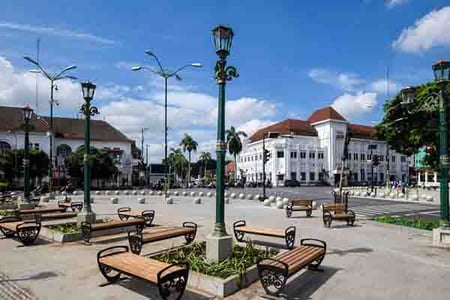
[425,171,428,185]
[434,172,438,184]
[418,171,421,185]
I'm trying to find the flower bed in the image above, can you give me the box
[152,241,276,297]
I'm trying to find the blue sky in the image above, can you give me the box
[0,0,449,161]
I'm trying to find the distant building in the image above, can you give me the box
[237,106,411,186]
[415,147,438,187]
[0,106,135,186]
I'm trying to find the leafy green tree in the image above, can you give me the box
[375,82,450,170]
[0,148,49,186]
[165,148,188,182]
[226,126,247,180]
[199,151,212,178]
[180,134,198,185]
[65,146,118,185]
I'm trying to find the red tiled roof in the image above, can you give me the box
[249,119,317,142]
[307,106,346,124]
[0,106,132,143]
[347,123,378,140]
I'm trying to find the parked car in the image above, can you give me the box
[284,179,301,187]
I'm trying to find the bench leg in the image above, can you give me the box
[157,263,189,300]
[323,212,332,228]
[308,253,325,270]
[17,225,40,245]
[97,246,128,283]
[0,227,16,238]
[183,222,197,244]
[285,226,296,250]
[128,234,143,255]
[286,206,292,218]
[306,209,312,217]
[81,223,91,243]
[257,259,288,296]
[346,210,356,226]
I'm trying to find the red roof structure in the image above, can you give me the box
[307,106,346,124]
[248,106,377,142]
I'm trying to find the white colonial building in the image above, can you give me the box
[237,106,411,186]
[0,106,135,186]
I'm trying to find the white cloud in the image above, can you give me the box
[0,22,117,45]
[237,119,275,137]
[385,0,408,8]
[332,92,378,119]
[308,68,364,92]
[368,79,401,95]
[0,56,82,112]
[393,6,450,53]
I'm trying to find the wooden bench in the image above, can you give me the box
[97,246,189,300]
[233,220,296,249]
[57,199,83,212]
[128,222,197,255]
[81,219,145,243]
[0,215,42,245]
[322,203,355,227]
[117,207,155,227]
[257,238,327,296]
[40,211,78,221]
[286,199,313,218]
[17,206,65,216]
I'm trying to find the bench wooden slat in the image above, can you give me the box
[276,245,318,264]
[91,219,144,230]
[236,226,285,237]
[19,207,64,214]
[41,212,77,220]
[99,252,177,283]
[119,211,144,217]
[141,227,195,243]
[273,246,324,275]
[0,221,23,231]
[282,247,321,266]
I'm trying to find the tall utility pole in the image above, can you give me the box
[132,53,201,196]
[140,128,148,187]
[23,56,77,196]
[146,144,150,187]
[339,132,352,200]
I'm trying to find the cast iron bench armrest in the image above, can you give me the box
[300,238,327,250]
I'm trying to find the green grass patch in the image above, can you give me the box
[153,241,275,283]
[48,223,81,234]
[374,215,440,231]
[0,210,15,217]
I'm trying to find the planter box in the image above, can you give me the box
[188,264,259,297]
[40,225,82,243]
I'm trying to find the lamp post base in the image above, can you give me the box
[76,211,96,227]
[206,233,232,263]
[432,227,450,248]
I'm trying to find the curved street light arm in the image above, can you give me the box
[168,64,195,77]
[55,65,77,80]
[146,51,165,74]
[141,66,163,77]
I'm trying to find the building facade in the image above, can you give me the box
[0,106,135,186]
[237,107,411,187]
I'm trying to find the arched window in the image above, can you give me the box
[0,141,11,154]
[57,144,72,157]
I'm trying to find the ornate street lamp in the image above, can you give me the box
[400,60,450,227]
[206,25,238,262]
[22,105,33,203]
[78,81,98,225]
[132,54,201,196]
[23,56,77,197]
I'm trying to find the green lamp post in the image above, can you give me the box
[22,105,33,203]
[77,81,98,225]
[400,60,450,227]
[212,25,238,236]
[206,25,238,262]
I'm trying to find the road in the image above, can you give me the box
[190,186,441,221]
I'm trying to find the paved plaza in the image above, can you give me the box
[1,188,450,299]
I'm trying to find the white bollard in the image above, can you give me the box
[105,191,111,196]
[268,196,275,202]
[182,191,188,196]
[174,191,179,196]
[206,192,212,197]
[426,195,433,202]
[111,197,119,204]
[263,199,271,206]
[230,193,236,199]
[141,191,146,195]
[115,191,120,195]
[312,201,317,210]
[190,191,196,197]
[276,196,282,202]
[166,198,173,204]
[157,191,163,196]
[40,196,50,203]
[246,194,253,200]
[95,191,101,195]
[254,194,261,200]
[282,198,289,205]
[138,197,146,204]
[411,195,419,201]
[194,198,201,204]
[224,192,229,197]
[149,190,154,195]
[62,191,67,196]
[225,198,231,204]
[370,192,376,197]
[199,191,204,197]
[73,191,78,195]
[124,190,129,195]
[132,191,138,195]
[276,200,284,209]
[239,193,245,199]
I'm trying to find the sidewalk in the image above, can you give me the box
[1,194,449,299]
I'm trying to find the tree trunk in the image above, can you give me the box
[204,161,207,179]
[188,151,191,187]
[234,154,237,182]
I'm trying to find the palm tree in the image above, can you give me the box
[226,126,247,181]
[199,151,212,178]
[180,134,198,186]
